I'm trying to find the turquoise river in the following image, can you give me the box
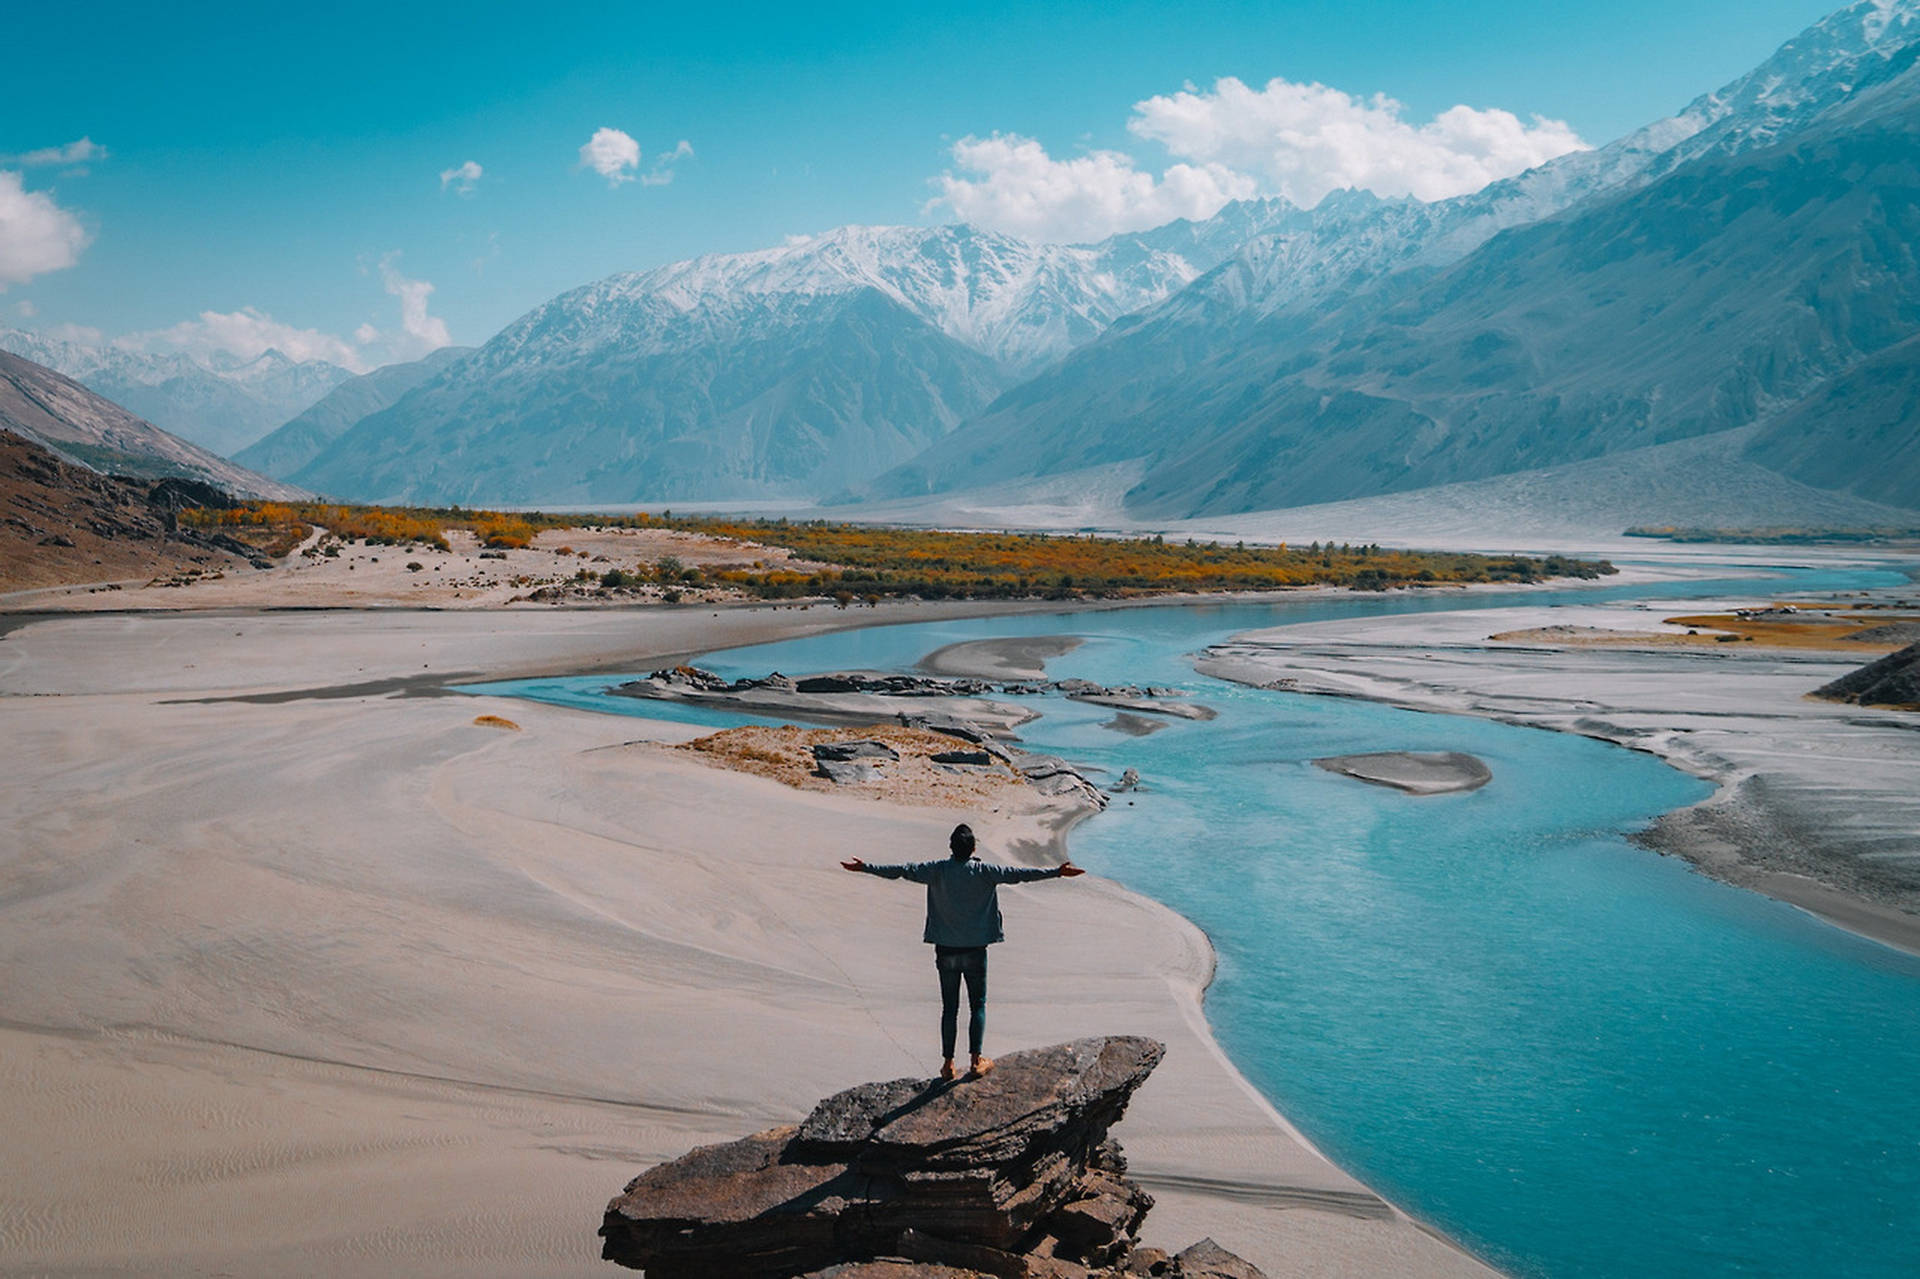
[463,564,1920,1278]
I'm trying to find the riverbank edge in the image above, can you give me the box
[1192,653,1920,960]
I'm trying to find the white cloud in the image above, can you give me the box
[5,137,108,168]
[928,133,1257,242]
[1128,76,1587,207]
[640,139,694,187]
[377,253,451,355]
[120,307,370,371]
[14,299,36,318]
[100,254,450,376]
[0,171,90,289]
[47,322,103,345]
[580,127,642,185]
[439,159,483,195]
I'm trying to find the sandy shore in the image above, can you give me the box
[1199,590,1920,956]
[0,603,1494,1277]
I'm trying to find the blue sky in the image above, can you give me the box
[0,0,1842,370]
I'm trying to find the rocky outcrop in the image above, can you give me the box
[1815,642,1920,709]
[812,739,902,785]
[1,430,276,591]
[600,1036,1266,1279]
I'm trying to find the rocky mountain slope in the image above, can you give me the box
[286,215,1294,504]
[0,350,303,500]
[235,345,472,479]
[1816,642,1920,708]
[0,430,263,592]
[0,328,353,457]
[871,0,1920,520]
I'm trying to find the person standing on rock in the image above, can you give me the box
[843,823,1084,1082]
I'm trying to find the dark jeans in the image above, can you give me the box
[934,945,988,1059]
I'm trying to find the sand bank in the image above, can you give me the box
[1315,751,1492,795]
[920,635,1083,680]
[1199,592,1920,955]
[0,604,1494,1277]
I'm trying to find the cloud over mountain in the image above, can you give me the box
[1129,77,1588,206]
[930,134,1256,242]
[119,307,368,370]
[930,75,1588,242]
[377,254,451,357]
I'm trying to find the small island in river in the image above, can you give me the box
[1314,750,1494,795]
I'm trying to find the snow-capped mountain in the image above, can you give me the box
[0,329,354,457]
[1160,0,1920,326]
[869,0,1920,518]
[289,214,1295,504]
[470,217,1289,379]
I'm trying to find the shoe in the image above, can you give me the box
[938,1060,958,1082]
[965,1056,995,1079]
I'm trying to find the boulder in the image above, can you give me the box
[931,749,995,767]
[813,740,902,763]
[1170,1240,1266,1279]
[601,1036,1246,1278]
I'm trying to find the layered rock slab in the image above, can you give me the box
[600,1036,1266,1278]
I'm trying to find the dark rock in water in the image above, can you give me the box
[931,749,994,767]
[1815,642,1920,709]
[797,674,872,693]
[600,1036,1266,1278]
[643,664,732,691]
[813,740,902,763]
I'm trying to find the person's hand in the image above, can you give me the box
[1058,861,1085,877]
[841,858,866,872]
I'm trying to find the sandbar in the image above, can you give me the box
[920,634,1084,680]
[1315,751,1492,795]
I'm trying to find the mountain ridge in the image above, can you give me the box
[0,328,355,458]
[0,349,305,500]
[866,0,1920,520]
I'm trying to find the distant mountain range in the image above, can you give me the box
[0,349,300,500]
[0,328,354,457]
[872,0,1920,518]
[234,346,473,479]
[283,215,1298,504]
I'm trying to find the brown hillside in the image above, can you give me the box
[0,430,259,594]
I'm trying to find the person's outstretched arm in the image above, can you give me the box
[985,861,1085,883]
[841,858,938,882]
